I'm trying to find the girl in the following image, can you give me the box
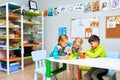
[69,37,83,80]
[49,34,72,80]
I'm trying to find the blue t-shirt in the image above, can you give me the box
[49,42,72,59]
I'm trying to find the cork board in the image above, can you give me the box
[106,15,120,38]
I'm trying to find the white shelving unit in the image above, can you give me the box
[0,2,24,74]
[21,10,44,61]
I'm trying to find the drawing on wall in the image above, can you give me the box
[116,15,120,24]
[100,0,109,10]
[59,6,67,13]
[73,3,84,12]
[71,17,100,38]
[53,7,59,16]
[89,17,99,27]
[58,27,67,36]
[85,28,92,38]
[107,16,116,28]
[92,0,100,12]
[84,2,91,12]
[66,5,74,12]
[111,0,120,9]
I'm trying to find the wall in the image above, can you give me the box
[38,0,120,55]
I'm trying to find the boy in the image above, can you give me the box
[80,35,108,80]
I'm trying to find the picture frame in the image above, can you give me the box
[28,0,38,10]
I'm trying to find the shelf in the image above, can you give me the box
[0,26,6,28]
[9,48,21,50]
[24,43,42,47]
[0,45,6,47]
[23,33,33,35]
[23,22,40,25]
[24,56,32,59]
[9,38,21,39]
[0,57,21,62]
[24,10,42,17]
[9,14,20,19]
[9,27,21,28]
[0,15,20,19]
[0,67,7,72]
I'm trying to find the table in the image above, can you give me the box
[46,57,120,80]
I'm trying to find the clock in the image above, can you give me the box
[28,0,37,10]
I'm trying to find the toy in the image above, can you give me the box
[68,52,79,60]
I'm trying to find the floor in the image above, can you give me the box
[0,63,120,80]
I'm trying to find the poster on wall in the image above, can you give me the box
[107,16,116,28]
[92,0,100,12]
[100,0,109,10]
[84,2,91,12]
[71,17,100,38]
[73,3,84,12]
[111,0,120,9]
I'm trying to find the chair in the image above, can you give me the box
[78,50,120,80]
[31,50,47,80]
[104,50,120,80]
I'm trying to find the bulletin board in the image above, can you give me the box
[106,15,120,38]
[70,17,100,38]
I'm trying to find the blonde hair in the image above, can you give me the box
[73,37,83,45]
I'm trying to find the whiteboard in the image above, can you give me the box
[70,17,100,38]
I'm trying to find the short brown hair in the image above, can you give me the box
[88,35,100,43]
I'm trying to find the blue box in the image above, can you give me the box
[1,62,19,72]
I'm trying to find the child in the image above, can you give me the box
[80,35,108,80]
[49,34,72,80]
[69,37,83,80]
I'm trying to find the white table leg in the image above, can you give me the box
[46,77,51,80]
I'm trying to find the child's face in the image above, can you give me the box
[74,42,81,50]
[60,39,68,48]
[89,41,99,49]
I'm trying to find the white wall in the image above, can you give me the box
[38,0,120,55]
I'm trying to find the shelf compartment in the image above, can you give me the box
[24,10,42,17]
[9,48,21,50]
[23,43,42,47]
[0,57,21,62]
[24,56,32,59]
[23,22,40,25]
[9,14,21,19]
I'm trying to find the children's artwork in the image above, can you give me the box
[58,27,67,36]
[48,7,53,16]
[85,28,92,38]
[84,2,91,12]
[100,0,109,10]
[53,7,59,16]
[107,16,116,28]
[71,17,100,38]
[71,19,85,38]
[89,17,99,27]
[66,5,74,12]
[73,3,84,12]
[111,0,120,9]
[92,0,100,12]
[116,15,120,24]
[59,6,67,13]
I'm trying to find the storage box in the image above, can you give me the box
[1,62,19,72]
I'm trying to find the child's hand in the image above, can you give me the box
[60,55,68,60]
[66,47,72,55]
[80,50,86,54]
